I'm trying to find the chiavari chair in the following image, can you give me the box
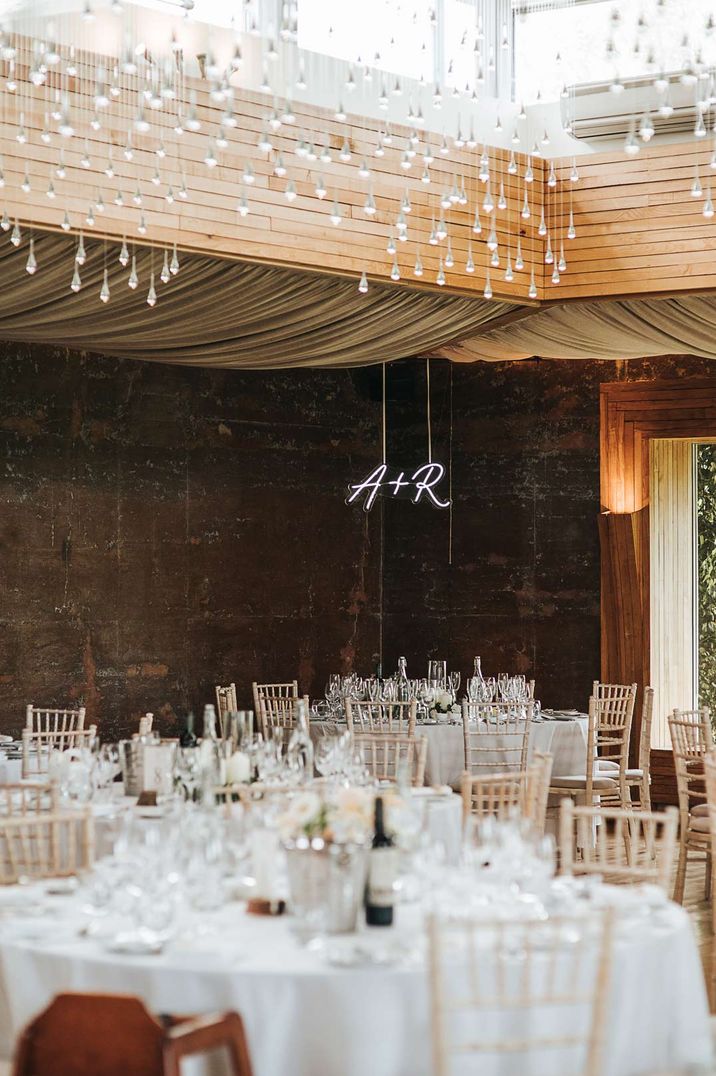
[11,994,254,1076]
[462,700,532,775]
[21,726,97,780]
[256,694,310,738]
[0,810,94,884]
[550,683,636,811]
[0,783,58,816]
[345,698,417,736]
[215,683,238,737]
[251,680,298,717]
[559,799,678,893]
[354,733,427,787]
[670,707,713,903]
[25,704,85,736]
[460,753,553,833]
[427,908,614,1076]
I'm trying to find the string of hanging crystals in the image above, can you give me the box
[13,0,704,304]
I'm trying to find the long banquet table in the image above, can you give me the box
[0,883,710,1076]
[311,715,589,790]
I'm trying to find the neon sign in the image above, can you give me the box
[346,462,451,512]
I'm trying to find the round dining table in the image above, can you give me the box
[0,882,710,1076]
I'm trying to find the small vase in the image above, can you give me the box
[284,838,368,936]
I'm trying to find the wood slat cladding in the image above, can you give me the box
[0,39,544,302]
[599,378,716,803]
[552,141,716,299]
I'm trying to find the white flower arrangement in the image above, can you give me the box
[429,690,461,721]
[277,787,412,844]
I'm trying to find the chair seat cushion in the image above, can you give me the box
[689,815,711,834]
[550,774,619,791]
[691,803,709,817]
[597,760,645,779]
[625,768,645,779]
[596,759,620,771]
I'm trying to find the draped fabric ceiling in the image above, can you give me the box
[3,231,716,367]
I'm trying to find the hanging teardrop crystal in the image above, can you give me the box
[329,198,342,226]
[137,214,147,235]
[436,216,447,240]
[521,190,531,219]
[472,207,482,234]
[490,248,500,268]
[339,139,351,162]
[465,243,475,273]
[10,220,20,246]
[147,271,157,307]
[386,231,396,256]
[508,151,517,175]
[504,255,514,282]
[358,271,368,294]
[363,191,376,216]
[76,233,86,265]
[498,182,507,210]
[284,179,297,202]
[128,255,138,289]
[160,250,170,284]
[21,167,30,193]
[692,167,703,197]
[243,162,255,185]
[570,159,579,182]
[445,240,454,269]
[483,269,493,300]
[704,188,715,218]
[538,209,547,236]
[545,236,554,264]
[390,256,400,282]
[86,205,95,226]
[70,263,81,292]
[413,252,423,277]
[99,267,110,303]
[528,271,538,299]
[482,183,494,213]
[61,211,70,231]
[436,257,446,286]
[25,237,37,275]
[170,243,180,275]
[119,238,129,266]
[487,225,498,251]
[237,190,249,216]
[567,211,576,240]
[695,110,707,138]
[0,211,10,231]
[552,264,560,284]
[558,245,567,272]
[548,162,557,188]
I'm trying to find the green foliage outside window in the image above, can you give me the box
[697,444,716,716]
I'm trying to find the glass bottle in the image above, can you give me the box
[179,710,197,748]
[396,656,410,702]
[365,797,397,927]
[287,699,314,782]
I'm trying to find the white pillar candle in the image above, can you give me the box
[226,750,251,784]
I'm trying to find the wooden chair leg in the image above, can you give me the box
[673,838,688,904]
[706,851,712,901]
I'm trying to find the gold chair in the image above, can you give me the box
[559,799,678,892]
[354,732,427,787]
[0,783,58,816]
[427,908,614,1076]
[550,682,636,811]
[462,700,532,775]
[345,699,416,736]
[0,810,94,884]
[670,706,713,903]
[597,686,654,809]
[256,694,310,738]
[251,680,298,717]
[215,683,238,737]
[460,753,553,833]
[21,726,97,780]
[25,704,86,735]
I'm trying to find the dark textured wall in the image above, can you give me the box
[1,342,714,739]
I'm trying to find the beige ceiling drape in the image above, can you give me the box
[0,231,517,369]
[438,294,716,362]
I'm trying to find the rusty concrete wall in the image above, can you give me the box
[1,343,714,738]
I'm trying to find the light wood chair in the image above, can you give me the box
[0,810,94,884]
[215,683,238,737]
[462,700,532,775]
[670,706,713,903]
[427,908,614,1076]
[354,732,428,787]
[559,799,678,892]
[597,686,654,809]
[345,699,417,736]
[251,680,298,718]
[25,704,86,736]
[21,726,97,779]
[460,753,553,833]
[0,783,58,816]
[549,683,636,811]
[11,994,254,1076]
[256,694,310,738]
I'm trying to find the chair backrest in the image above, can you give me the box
[21,726,97,779]
[257,694,309,737]
[345,699,417,736]
[559,799,678,892]
[11,994,254,1076]
[215,683,238,737]
[0,810,94,884]
[0,783,58,816]
[461,753,553,832]
[591,680,637,767]
[427,909,614,1076]
[251,680,298,717]
[26,704,85,735]
[638,687,654,774]
[668,707,713,817]
[462,700,532,775]
[354,733,428,787]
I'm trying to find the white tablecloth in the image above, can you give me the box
[0,887,709,1076]
[312,718,589,791]
[0,756,22,785]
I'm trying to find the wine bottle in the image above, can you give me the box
[179,711,197,748]
[365,797,397,927]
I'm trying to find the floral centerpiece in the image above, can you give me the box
[429,690,461,721]
[277,787,416,845]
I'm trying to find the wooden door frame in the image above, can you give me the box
[599,377,716,803]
